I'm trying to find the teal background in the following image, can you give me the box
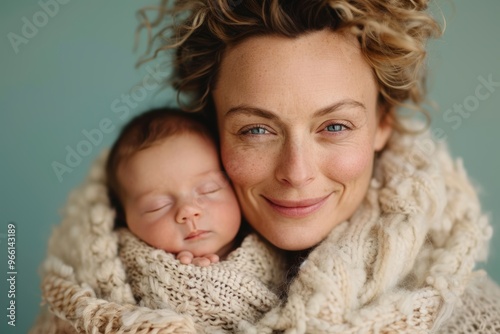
[0,1,499,333]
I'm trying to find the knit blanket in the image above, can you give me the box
[117,228,284,333]
[31,122,500,333]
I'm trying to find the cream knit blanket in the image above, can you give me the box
[118,228,284,333]
[31,122,500,333]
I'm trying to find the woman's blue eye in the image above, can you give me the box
[325,124,346,132]
[244,127,268,135]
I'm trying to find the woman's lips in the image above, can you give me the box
[263,194,331,218]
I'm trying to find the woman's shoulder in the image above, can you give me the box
[439,274,500,333]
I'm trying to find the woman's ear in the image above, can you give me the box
[373,105,393,152]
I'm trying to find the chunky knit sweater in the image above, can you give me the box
[31,122,500,333]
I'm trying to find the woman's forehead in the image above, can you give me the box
[221,30,362,68]
[214,30,378,116]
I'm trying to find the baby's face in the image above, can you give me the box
[118,133,241,257]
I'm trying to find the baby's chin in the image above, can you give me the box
[167,244,225,258]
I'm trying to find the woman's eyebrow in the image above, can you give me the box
[313,99,366,117]
[225,105,278,120]
[224,99,366,119]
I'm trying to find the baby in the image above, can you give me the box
[106,107,242,266]
[104,108,282,331]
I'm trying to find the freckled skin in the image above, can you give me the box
[213,30,392,251]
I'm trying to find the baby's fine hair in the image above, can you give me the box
[106,107,215,224]
[137,0,442,132]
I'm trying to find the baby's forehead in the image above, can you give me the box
[154,131,218,154]
[137,129,217,155]
[118,131,220,177]
[117,134,226,199]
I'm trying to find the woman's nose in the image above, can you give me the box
[175,200,201,226]
[274,136,315,187]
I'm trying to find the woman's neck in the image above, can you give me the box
[277,247,315,300]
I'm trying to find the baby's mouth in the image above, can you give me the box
[185,230,210,240]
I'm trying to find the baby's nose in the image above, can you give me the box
[174,202,201,225]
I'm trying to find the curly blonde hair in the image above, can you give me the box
[137,0,441,132]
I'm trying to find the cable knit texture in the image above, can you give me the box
[118,228,284,332]
[30,121,500,333]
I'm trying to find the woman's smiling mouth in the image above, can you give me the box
[263,194,331,218]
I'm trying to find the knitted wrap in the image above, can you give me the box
[118,229,284,332]
[31,121,500,333]
[241,123,499,333]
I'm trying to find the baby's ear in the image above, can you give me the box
[114,211,128,229]
[108,191,128,229]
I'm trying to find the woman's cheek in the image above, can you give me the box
[324,145,374,182]
[221,143,270,189]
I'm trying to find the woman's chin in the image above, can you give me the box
[261,228,327,251]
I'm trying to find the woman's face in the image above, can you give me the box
[213,30,392,251]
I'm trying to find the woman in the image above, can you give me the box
[31,0,500,333]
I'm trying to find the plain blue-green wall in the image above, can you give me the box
[0,1,499,333]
